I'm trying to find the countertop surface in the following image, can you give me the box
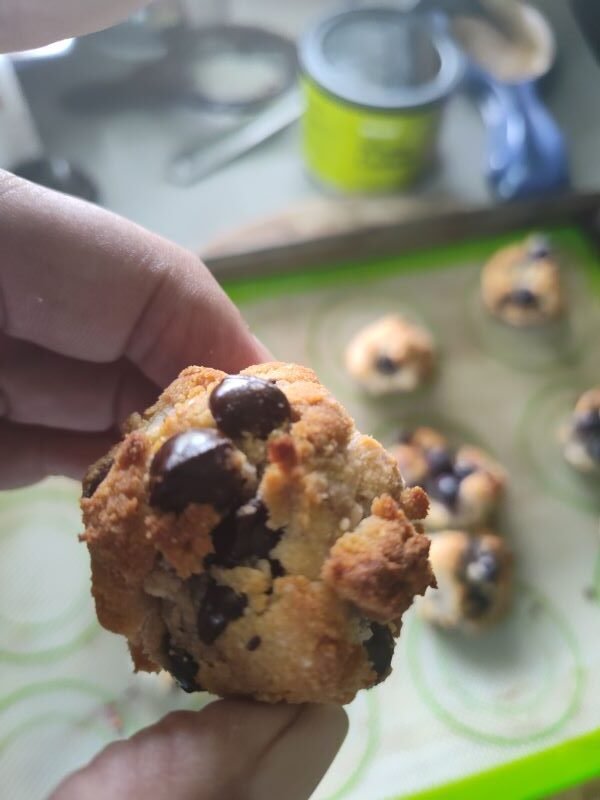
[14,0,600,252]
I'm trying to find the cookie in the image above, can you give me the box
[561,387,600,474]
[391,427,506,530]
[481,233,564,327]
[345,314,435,395]
[81,362,434,704]
[418,530,513,632]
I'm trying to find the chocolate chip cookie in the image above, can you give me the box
[390,427,506,530]
[81,362,434,704]
[418,530,513,632]
[561,387,600,474]
[481,234,565,327]
[345,314,435,395]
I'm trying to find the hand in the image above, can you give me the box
[0,170,270,488]
[0,1,153,51]
[0,174,349,798]
[1,10,348,800]
[51,701,347,800]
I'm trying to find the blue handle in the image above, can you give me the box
[467,65,570,200]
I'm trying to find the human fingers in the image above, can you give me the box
[0,421,117,488]
[0,171,269,387]
[0,1,152,52]
[50,700,348,800]
[0,334,157,431]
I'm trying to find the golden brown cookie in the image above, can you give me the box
[390,427,506,530]
[418,529,513,632]
[345,314,435,394]
[480,234,564,327]
[560,387,600,474]
[81,362,434,704]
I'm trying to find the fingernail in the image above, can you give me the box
[249,704,348,800]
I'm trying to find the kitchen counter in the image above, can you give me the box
[15,0,600,252]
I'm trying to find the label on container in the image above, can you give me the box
[301,77,440,192]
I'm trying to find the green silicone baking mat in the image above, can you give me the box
[1,222,599,799]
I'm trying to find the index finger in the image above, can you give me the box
[0,172,268,387]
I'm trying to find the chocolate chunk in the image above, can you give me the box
[82,455,113,499]
[374,355,399,375]
[269,559,286,578]
[429,472,461,509]
[575,409,600,462]
[464,585,494,619]
[246,635,262,651]
[453,461,476,481]
[527,235,552,260]
[210,375,291,439]
[197,576,247,644]
[465,544,499,583]
[426,447,454,476]
[364,623,394,678]
[149,430,248,513]
[211,499,282,565]
[507,288,538,308]
[164,639,202,693]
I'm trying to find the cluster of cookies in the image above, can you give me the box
[81,363,434,704]
[481,233,599,476]
[390,429,512,633]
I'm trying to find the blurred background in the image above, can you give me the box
[1,0,598,251]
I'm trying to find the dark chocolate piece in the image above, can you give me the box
[211,499,282,565]
[527,234,552,260]
[575,408,600,463]
[164,639,202,693]
[246,635,262,651]
[426,447,454,476]
[197,576,247,644]
[374,355,399,375]
[429,472,461,509]
[364,623,394,678]
[149,429,247,513]
[82,455,113,499]
[507,287,539,309]
[210,375,291,439]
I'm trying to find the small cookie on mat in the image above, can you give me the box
[418,530,513,632]
[345,314,435,395]
[81,362,434,704]
[391,428,506,530]
[561,387,600,474]
[481,233,564,327]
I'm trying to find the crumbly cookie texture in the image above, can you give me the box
[481,233,564,327]
[81,362,434,704]
[561,387,600,474]
[390,427,506,530]
[345,314,435,395]
[418,530,513,632]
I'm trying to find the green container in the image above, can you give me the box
[299,8,464,193]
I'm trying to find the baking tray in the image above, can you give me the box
[1,193,599,800]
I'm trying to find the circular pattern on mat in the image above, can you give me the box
[406,583,582,744]
[0,480,99,663]
[312,690,379,800]
[517,380,600,514]
[0,681,118,800]
[307,286,439,404]
[464,266,596,373]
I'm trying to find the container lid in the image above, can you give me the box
[299,7,464,110]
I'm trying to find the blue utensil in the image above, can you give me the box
[458,6,569,200]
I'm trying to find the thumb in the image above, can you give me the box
[50,700,348,800]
